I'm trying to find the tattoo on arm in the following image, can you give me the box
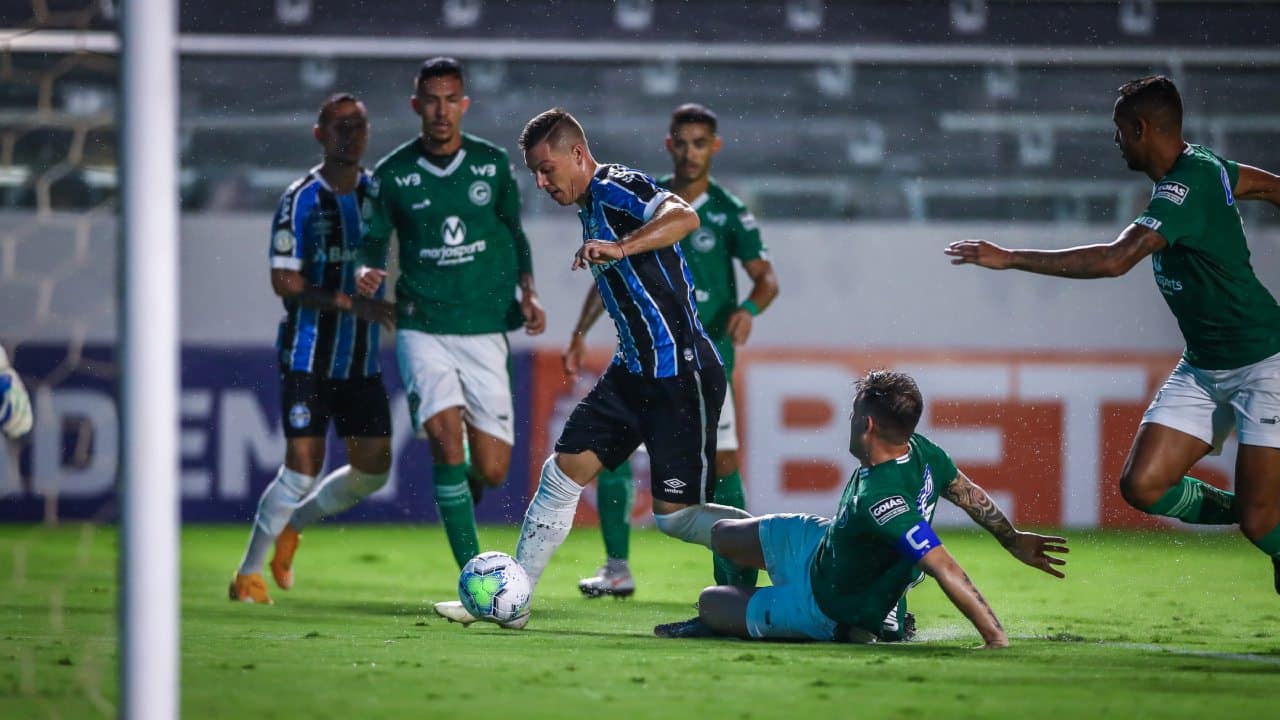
[959,569,1003,632]
[943,473,1017,548]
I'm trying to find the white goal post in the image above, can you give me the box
[119,1,179,718]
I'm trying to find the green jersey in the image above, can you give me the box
[658,177,766,372]
[1134,143,1280,370]
[362,133,533,335]
[810,434,957,634]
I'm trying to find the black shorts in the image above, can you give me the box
[555,363,726,504]
[280,371,392,439]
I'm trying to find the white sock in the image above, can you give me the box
[653,503,752,548]
[515,455,584,590]
[290,465,388,530]
[238,466,314,575]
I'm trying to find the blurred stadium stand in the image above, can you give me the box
[2,0,1279,222]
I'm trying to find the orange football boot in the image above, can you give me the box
[270,524,300,590]
[228,572,273,604]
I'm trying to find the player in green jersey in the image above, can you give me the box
[572,104,779,598]
[654,370,1068,645]
[946,76,1280,593]
[356,58,546,570]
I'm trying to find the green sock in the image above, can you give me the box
[597,462,634,561]
[712,471,758,587]
[1251,523,1280,558]
[433,463,479,568]
[1142,476,1235,525]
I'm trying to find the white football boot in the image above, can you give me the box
[577,560,636,598]
[432,600,529,629]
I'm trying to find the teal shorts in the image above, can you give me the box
[745,514,838,641]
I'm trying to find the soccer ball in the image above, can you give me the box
[457,551,532,624]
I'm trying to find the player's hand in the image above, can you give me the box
[978,634,1010,650]
[726,309,754,346]
[572,240,624,270]
[944,240,1014,270]
[562,336,586,377]
[351,296,396,330]
[355,266,387,296]
[521,290,546,336]
[1005,531,1068,579]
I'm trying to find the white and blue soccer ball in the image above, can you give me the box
[458,551,532,624]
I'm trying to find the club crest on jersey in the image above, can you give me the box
[442,216,467,246]
[869,496,908,526]
[469,181,492,206]
[1152,181,1189,206]
[272,229,295,254]
[288,403,311,429]
[690,228,717,253]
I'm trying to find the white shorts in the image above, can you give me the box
[745,513,838,641]
[395,330,514,446]
[1142,351,1280,454]
[716,384,739,453]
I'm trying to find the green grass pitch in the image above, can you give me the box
[2,523,1279,719]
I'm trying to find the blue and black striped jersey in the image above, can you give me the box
[269,166,383,379]
[578,164,720,378]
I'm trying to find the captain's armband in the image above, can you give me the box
[895,521,942,564]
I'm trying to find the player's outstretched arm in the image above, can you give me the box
[1233,164,1280,208]
[563,286,605,376]
[944,223,1167,279]
[576,196,699,267]
[917,545,1008,649]
[942,470,1068,578]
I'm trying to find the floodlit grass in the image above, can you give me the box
[2,523,1279,719]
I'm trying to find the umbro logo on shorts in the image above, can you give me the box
[663,478,688,490]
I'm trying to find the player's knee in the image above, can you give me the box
[352,438,392,474]
[475,459,508,488]
[1118,468,1167,510]
[709,519,735,555]
[1238,503,1280,543]
[696,585,730,620]
[710,518,750,558]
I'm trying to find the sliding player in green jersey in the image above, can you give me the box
[569,104,779,598]
[947,76,1280,593]
[357,58,546,570]
[654,370,1068,645]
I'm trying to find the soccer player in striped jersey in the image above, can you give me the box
[230,94,396,604]
[434,108,754,627]
[575,103,779,598]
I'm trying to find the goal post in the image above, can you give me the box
[119,0,179,718]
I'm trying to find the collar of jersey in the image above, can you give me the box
[417,148,467,178]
